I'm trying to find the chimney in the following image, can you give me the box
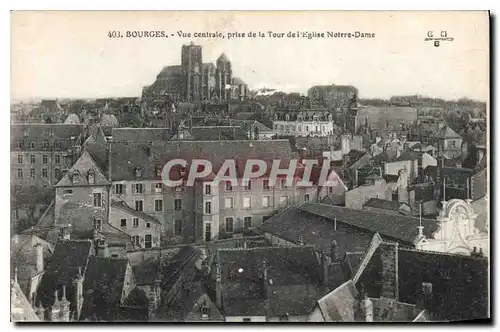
[153,278,162,309]
[297,234,304,246]
[331,238,339,261]
[97,239,109,258]
[321,251,331,286]
[215,263,222,308]
[380,242,399,300]
[261,259,269,299]
[35,243,44,273]
[73,267,84,321]
[361,294,374,322]
[418,282,433,311]
[60,285,71,322]
[35,302,45,321]
[62,226,71,240]
[50,290,61,322]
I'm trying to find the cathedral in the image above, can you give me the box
[142,42,248,103]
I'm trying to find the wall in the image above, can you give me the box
[384,160,418,180]
[345,180,391,210]
[109,205,162,248]
[55,185,109,230]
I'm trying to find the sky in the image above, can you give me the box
[11,11,489,101]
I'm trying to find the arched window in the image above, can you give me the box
[87,169,95,184]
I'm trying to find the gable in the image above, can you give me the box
[55,150,110,187]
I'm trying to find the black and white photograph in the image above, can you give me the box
[9,10,490,323]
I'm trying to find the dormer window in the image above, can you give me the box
[87,169,95,184]
[134,166,143,178]
[297,116,303,122]
[155,165,162,178]
[201,306,210,320]
[285,114,290,121]
[72,170,80,184]
[23,131,28,137]
[313,115,319,122]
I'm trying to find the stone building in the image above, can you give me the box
[272,110,335,137]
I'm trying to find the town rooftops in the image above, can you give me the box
[11,124,83,151]
[109,139,295,181]
[436,125,462,139]
[111,127,172,143]
[298,203,437,244]
[217,246,324,317]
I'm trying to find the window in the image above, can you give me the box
[144,234,152,249]
[225,182,233,191]
[42,155,48,164]
[17,155,23,164]
[54,168,60,179]
[204,223,211,242]
[120,219,127,227]
[30,155,35,164]
[329,186,333,194]
[263,179,270,190]
[244,180,252,190]
[133,183,144,194]
[114,184,124,195]
[72,171,80,184]
[174,220,182,236]
[30,168,35,178]
[146,222,151,228]
[17,141,23,149]
[64,189,73,194]
[154,182,163,193]
[225,217,234,233]
[243,197,251,209]
[54,141,61,149]
[93,193,102,207]
[204,184,212,195]
[449,140,457,148]
[17,169,22,178]
[132,236,140,247]
[93,219,102,231]
[174,199,182,211]
[87,170,95,184]
[305,194,310,202]
[42,141,49,149]
[280,196,288,206]
[133,218,139,228]
[154,199,163,212]
[263,196,271,208]
[42,168,48,178]
[29,141,35,149]
[205,201,212,214]
[244,216,252,229]
[281,178,288,189]
[224,197,234,209]
[243,318,251,322]
[55,155,60,164]
[135,200,143,212]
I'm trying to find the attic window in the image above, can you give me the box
[155,165,162,178]
[201,306,209,320]
[72,171,80,184]
[135,167,143,178]
[87,169,96,184]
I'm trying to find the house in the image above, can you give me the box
[363,198,411,216]
[11,276,41,322]
[54,149,133,255]
[272,110,335,137]
[11,234,54,301]
[214,246,327,322]
[434,125,463,159]
[344,175,397,210]
[349,234,489,321]
[35,239,150,322]
[307,279,428,322]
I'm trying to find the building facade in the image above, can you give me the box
[272,111,335,137]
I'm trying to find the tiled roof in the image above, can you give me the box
[11,234,53,295]
[37,240,93,309]
[11,124,83,151]
[397,151,422,161]
[80,257,130,320]
[358,236,489,321]
[111,201,161,225]
[371,150,399,164]
[112,128,172,143]
[187,126,249,141]
[161,246,199,292]
[218,246,323,317]
[436,126,461,139]
[298,203,438,244]
[363,198,401,211]
[109,139,294,181]
[157,65,183,78]
[11,280,40,322]
[55,150,110,187]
